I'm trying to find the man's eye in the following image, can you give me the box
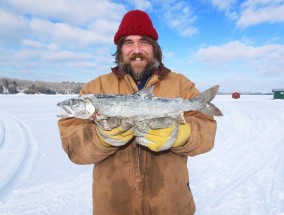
[124,41,133,46]
[140,40,150,45]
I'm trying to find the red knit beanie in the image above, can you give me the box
[114,10,158,45]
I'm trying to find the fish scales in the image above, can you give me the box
[57,85,223,121]
[89,95,188,120]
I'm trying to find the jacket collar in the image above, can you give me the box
[111,63,171,79]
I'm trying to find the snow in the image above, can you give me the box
[0,94,284,215]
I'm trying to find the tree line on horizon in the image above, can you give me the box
[0,78,273,95]
[0,78,84,94]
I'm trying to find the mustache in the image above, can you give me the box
[128,53,149,61]
[120,59,160,81]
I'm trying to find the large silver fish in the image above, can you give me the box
[57,85,223,124]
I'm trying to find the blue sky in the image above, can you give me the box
[0,0,283,92]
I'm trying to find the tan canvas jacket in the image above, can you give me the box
[58,65,217,215]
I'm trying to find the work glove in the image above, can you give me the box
[95,117,135,147]
[134,118,191,152]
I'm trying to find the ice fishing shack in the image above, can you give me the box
[232,92,240,99]
[272,89,284,99]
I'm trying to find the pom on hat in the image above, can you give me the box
[114,10,158,45]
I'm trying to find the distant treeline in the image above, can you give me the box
[0,77,273,95]
[0,78,84,94]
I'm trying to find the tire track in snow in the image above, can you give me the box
[0,174,92,215]
[227,100,284,214]
[0,111,38,200]
[273,147,284,214]
[0,120,5,147]
[194,97,284,215]
[196,106,265,214]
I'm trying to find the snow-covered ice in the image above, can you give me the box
[0,94,283,215]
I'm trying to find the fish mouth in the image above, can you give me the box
[57,103,74,117]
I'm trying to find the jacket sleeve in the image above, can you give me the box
[170,77,217,156]
[57,79,119,165]
[171,112,216,156]
[58,118,118,165]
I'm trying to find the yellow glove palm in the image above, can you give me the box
[96,118,134,147]
[134,119,191,152]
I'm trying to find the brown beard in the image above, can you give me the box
[119,53,160,81]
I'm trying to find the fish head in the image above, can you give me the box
[57,96,96,119]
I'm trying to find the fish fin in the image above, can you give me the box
[196,85,219,103]
[195,85,223,116]
[134,86,154,99]
[94,120,111,130]
[146,117,174,129]
[178,113,187,124]
[166,112,184,123]
[206,103,223,116]
[94,116,123,131]
[57,113,74,118]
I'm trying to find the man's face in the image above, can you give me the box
[121,35,154,75]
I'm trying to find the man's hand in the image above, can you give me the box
[95,118,135,147]
[134,118,191,152]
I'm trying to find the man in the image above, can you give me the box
[58,10,217,215]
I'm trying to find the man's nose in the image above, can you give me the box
[132,42,142,53]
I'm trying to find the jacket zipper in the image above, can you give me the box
[137,76,152,175]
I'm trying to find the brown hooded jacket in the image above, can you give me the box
[58,65,217,215]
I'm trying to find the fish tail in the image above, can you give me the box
[196,85,223,116]
[205,102,223,116]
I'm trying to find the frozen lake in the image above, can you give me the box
[0,94,283,215]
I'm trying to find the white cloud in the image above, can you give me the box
[237,0,284,28]
[8,0,125,25]
[208,0,238,20]
[0,44,112,79]
[0,0,130,57]
[128,0,152,10]
[117,0,198,37]
[210,0,237,11]
[2,0,126,47]
[0,0,126,82]
[208,0,284,28]
[21,39,59,51]
[191,41,284,76]
[161,1,198,36]
[0,10,28,45]
[28,18,113,48]
[41,50,92,62]
[90,19,120,36]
